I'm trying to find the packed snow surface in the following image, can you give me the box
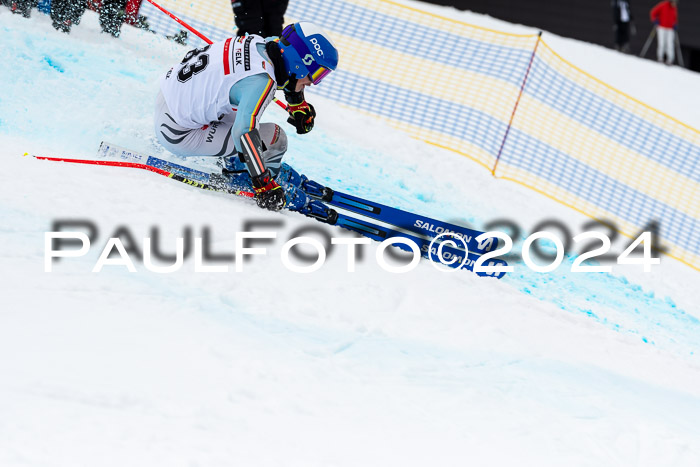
[1,6,699,467]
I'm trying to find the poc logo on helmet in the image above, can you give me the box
[309,37,324,57]
[302,54,314,66]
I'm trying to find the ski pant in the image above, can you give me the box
[232,0,289,37]
[656,27,675,64]
[614,21,630,51]
[154,90,308,210]
[154,89,288,175]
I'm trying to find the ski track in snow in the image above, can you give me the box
[2,8,700,467]
[2,10,697,355]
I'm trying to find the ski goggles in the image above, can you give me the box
[310,66,332,85]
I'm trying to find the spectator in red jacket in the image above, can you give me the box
[650,0,678,64]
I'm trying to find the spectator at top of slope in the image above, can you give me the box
[612,0,635,53]
[650,0,679,65]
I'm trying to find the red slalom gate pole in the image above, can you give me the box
[146,0,288,111]
[145,0,212,44]
[30,154,255,198]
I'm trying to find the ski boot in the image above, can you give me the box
[220,157,338,224]
[300,177,334,202]
[277,164,338,225]
[297,199,338,224]
[220,154,247,176]
[220,156,334,201]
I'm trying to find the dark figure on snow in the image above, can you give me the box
[231,0,289,37]
[3,0,35,18]
[612,0,634,53]
[99,0,127,37]
[50,0,86,33]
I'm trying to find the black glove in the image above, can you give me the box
[287,101,316,134]
[252,169,286,211]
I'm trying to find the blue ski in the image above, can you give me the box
[302,183,498,255]
[97,142,507,276]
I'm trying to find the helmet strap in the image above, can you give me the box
[265,41,296,92]
[285,74,299,93]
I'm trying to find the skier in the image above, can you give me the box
[611,0,634,53]
[154,22,339,221]
[650,0,678,64]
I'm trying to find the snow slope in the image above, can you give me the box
[1,8,699,467]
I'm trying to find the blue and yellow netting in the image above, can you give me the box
[141,0,700,270]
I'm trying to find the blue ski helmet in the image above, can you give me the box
[278,22,338,85]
